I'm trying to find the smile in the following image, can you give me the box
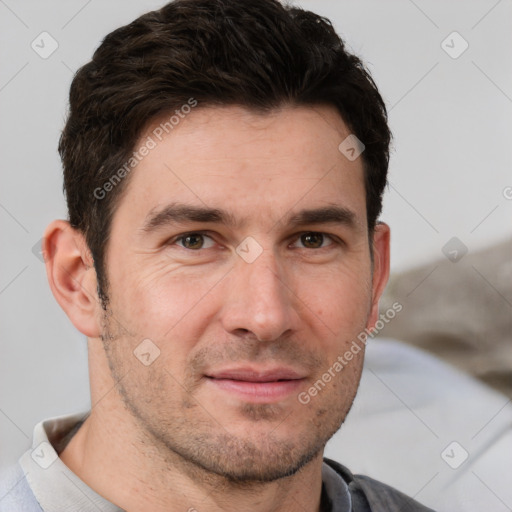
[205,367,306,403]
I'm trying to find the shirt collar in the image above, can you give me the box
[322,459,352,512]
[19,411,351,512]
[19,411,124,512]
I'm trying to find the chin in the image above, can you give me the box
[186,432,324,483]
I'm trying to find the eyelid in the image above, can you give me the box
[290,231,339,249]
[169,231,217,249]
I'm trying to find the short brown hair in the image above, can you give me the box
[59,0,391,307]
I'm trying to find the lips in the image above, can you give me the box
[205,367,306,403]
[207,368,304,382]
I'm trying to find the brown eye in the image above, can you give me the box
[176,233,214,250]
[300,232,325,249]
[182,234,204,249]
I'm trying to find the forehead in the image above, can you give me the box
[115,104,367,230]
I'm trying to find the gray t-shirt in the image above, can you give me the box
[0,411,433,511]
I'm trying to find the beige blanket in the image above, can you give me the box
[380,238,512,397]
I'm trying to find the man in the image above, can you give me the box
[0,0,435,510]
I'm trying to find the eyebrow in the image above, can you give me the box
[287,206,356,229]
[139,202,356,234]
[140,203,239,233]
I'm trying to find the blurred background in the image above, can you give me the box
[0,0,510,508]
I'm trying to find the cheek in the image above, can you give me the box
[112,260,223,344]
[297,265,372,335]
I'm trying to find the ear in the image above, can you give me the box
[42,220,102,338]
[366,222,391,330]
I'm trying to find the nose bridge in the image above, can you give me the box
[224,245,295,341]
[246,247,286,302]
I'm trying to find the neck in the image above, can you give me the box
[59,344,325,512]
[60,408,324,512]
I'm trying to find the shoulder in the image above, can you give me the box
[351,473,436,512]
[0,463,43,512]
[323,458,437,512]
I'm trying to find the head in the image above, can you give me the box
[45,0,391,483]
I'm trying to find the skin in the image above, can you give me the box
[44,104,390,512]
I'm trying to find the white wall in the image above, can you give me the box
[1,0,510,470]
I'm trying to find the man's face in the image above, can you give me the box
[98,105,385,482]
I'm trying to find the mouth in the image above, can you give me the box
[205,367,306,403]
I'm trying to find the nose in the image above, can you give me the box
[220,248,298,342]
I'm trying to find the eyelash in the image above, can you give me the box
[173,231,216,250]
[169,231,339,251]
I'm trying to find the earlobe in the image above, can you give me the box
[42,220,102,338]
[367,222,391,330]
